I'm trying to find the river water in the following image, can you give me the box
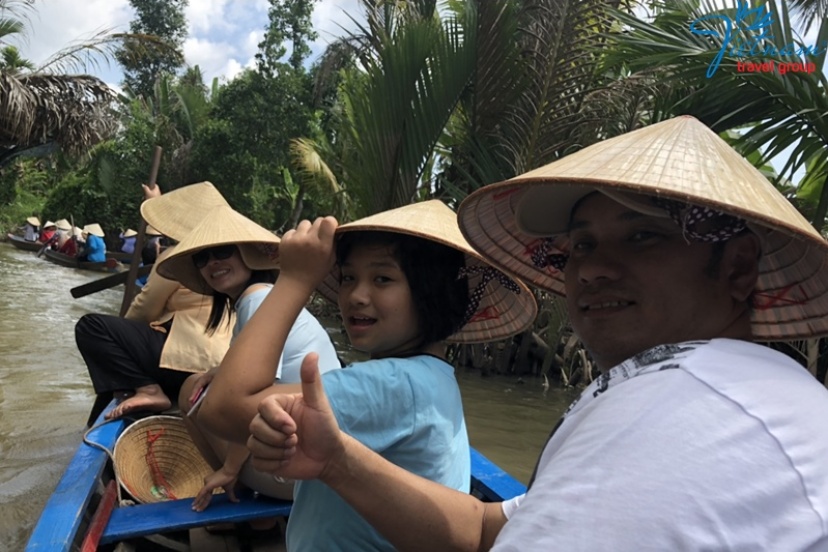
[0,243,575,551]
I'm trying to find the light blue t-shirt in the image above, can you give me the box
[233,285,340,382]
[286,355,471,552]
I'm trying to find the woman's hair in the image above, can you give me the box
[204,248,277,333]
[336,231,470,347]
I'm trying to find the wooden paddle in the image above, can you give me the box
[70,264,153,298]
[118,146,162,317]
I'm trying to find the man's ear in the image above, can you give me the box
[724,232,761,302]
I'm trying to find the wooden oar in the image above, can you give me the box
[70,264,153,298]
[118,146,162,317]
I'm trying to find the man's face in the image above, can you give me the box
[564,193,748,371]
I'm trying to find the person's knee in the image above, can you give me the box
[75,313,115,348]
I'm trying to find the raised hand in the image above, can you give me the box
[248,352,345,480]
[278,217,338,290]
[142,183,162,201]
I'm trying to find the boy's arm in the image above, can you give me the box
[248,356,509,552]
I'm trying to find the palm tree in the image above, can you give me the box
[0,0,173,168]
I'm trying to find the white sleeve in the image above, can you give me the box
[500,493,525,520]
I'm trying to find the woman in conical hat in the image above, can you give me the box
[199,200,537,550]
[79,223,107,263]
[76,184,236,426]
[156,204,340,507]
[23,216,39,242]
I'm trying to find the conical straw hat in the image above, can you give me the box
[145,225,163,236]
[316,200,538,343]
[83,223,105,237]
[122,228,138,238]
[113,415,214,504]
[55,219,72,231]
[458,115,828,341]
[26,216,40,227]
[156,205,280,294]
[141,181,230,241]
[43,221,56,229]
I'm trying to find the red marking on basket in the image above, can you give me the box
[145,428,177,501]
[470,305,501,322]
[753,284,809,310]
[492,188,521,201]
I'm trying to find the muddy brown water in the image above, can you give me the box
[0,243,575,550]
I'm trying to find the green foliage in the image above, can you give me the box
[258,0,319,73]
[116,0,188,99]
[189,67,314,228]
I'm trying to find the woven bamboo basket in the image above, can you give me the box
[113,415,213,504]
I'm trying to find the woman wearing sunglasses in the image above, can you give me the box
[156,204,340,512]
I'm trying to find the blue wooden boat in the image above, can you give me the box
[26,400,526,551]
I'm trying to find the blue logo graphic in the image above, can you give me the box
[689,1,825,77]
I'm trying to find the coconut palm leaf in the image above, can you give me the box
[335,2,475,218]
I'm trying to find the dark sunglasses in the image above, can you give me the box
[192,245,237,269]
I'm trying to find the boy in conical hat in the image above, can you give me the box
[198,200,536,550]
[245,117,828,550]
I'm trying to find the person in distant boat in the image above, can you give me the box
[197,201,536,551]
[59,227,82,257]
[154,204,340,510]
[146,224,164,250]
[75,182,234,424]
[54,219,72,250]
[38,221,57,246]
[136,241,160,288]
[22,216,39,242]
[120,228,138,255]
[245,117,828,551]
[78,223,106,263]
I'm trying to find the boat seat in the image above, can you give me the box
[100,491,292,544]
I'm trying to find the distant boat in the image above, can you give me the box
[6,233,44,252]
[43,249,122,272]
[26,399,526,551]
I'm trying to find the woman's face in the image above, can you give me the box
[195,245,251,299]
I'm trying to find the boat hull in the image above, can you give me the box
[6,234,45,252]
[43,249,121,272]
[26,400,525,551]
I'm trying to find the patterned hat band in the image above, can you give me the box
[532,198,748,271]
[457,265,522,327]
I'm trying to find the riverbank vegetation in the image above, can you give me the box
[3,0,827,384]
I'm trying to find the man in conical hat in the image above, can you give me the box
[244,116,828,550]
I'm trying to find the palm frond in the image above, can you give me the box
[0,72,116,158]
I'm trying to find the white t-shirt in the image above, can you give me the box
[496,339,828,551]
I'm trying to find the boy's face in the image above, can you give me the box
[564,193,750,371]
[337,243,421,359]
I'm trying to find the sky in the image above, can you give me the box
[19,0,363,90]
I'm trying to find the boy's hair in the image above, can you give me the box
[336,231,471,346]
[205,261,277,333]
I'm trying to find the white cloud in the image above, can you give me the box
[17,0,131,73]
[17,0,376,86]
[186,0,233,35]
